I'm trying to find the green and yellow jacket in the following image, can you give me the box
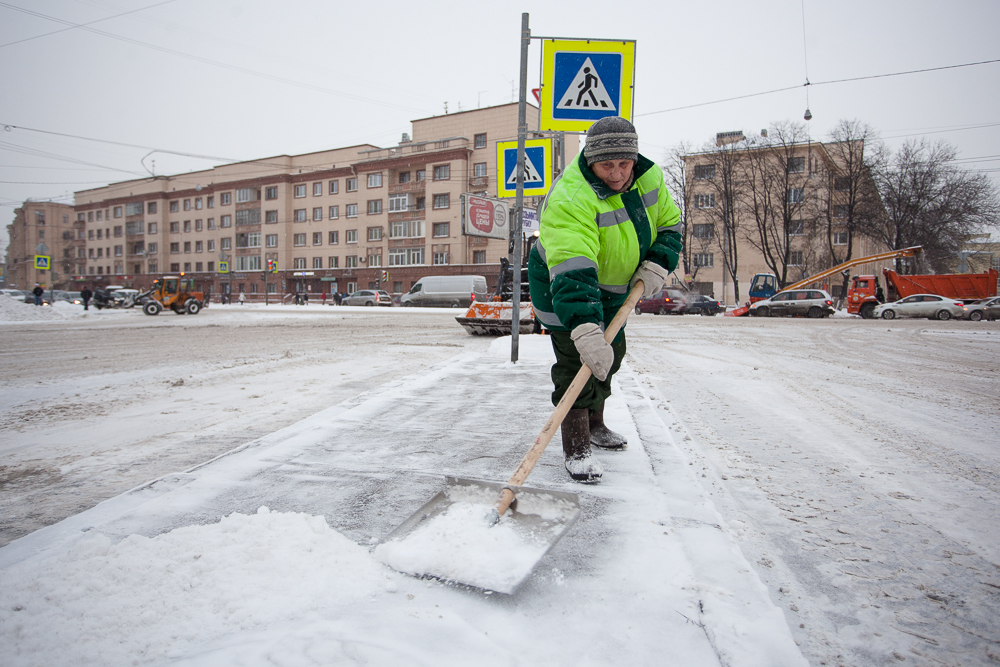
[528,152,682,332]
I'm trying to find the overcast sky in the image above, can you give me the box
[2,0,999,250]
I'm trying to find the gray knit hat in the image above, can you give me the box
[583,116,638,166]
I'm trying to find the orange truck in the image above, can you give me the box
[847,268,999,319]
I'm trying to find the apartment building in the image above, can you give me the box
[682,133,891,304]
[65,103,577,298]
[3,201,81,291]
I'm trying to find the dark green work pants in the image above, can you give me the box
[548,329,627,411]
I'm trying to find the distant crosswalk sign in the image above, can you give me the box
[496,138,552,198]
[34,255,51,270]
[539,39,636,132]
[218,261,229,274]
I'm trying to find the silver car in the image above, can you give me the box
[962,296,1000,321]
[748,289,835,318]
[343,289,391,306]
[873,294,967,320]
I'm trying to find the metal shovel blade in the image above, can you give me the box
[373,476,581,594]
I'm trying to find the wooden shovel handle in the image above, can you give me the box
[493,281,646,518]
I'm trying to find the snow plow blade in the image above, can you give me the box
[727,303,752,317]
[456,302,535,335]
[373,476,581,594]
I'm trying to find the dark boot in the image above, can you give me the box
[562,408,602,483]
[589,403,627,450]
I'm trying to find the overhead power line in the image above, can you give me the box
[0,0,179,48]
[637,58,1000,117]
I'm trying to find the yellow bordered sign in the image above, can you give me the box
[496,138,553,198]
[34,255,51,270]
[539,39,636,132]
[218,260,230,274]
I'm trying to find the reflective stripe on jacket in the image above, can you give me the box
[528,152,682,332]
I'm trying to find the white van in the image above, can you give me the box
[400,275,489,308]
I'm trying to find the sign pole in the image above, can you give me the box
[511,11,529,363]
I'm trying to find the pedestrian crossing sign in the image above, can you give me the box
[496,138,552,198]
[34,255,51,270]
[539,39,635,132]
[218,261,229,274]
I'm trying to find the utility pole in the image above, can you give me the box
[510,12,529,363]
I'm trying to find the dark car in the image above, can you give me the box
[635,288,687,315]
[684,294,723,316]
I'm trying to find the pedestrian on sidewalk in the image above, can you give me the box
[238,292,246,305]
[32,283,44,306]
[321,291,326,305]
[80,287,93,310]
[528,116,682,483]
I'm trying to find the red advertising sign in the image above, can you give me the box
[464,196,509,240]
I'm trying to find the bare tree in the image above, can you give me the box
[699,140,745,301]
[661,142,695,284]
[871,139,1000,272]
[822,120,884,296]
[739,122,817,287]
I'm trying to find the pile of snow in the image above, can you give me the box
[0,508,399,666]
[0,296,74,323]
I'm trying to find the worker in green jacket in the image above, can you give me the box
[528,116,682,483]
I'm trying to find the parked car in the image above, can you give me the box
[962,296,1000,321]
[400,275,488,308]
[1,289,24,298]
[52,290,83,305]
[23,292,51,305]
[635,288,687,315]
[684,294,723,316]
[873,294,967,320]
[749,289,835,318]
[343,289,391,306]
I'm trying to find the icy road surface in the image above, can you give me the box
[1,298,999,666]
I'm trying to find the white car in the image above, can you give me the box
[873,294,967,320]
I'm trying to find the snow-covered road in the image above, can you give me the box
[1,298,998,665]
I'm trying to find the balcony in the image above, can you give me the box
[389,181,426,195]
[388,209,425,223]
[469,176,489,190]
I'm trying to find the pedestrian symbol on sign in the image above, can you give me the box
[504,148,544,188]
[557,58,616,111]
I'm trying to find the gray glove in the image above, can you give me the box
[629,260,670,298]
[571,322,613,381]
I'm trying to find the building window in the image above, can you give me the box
[266,234,278,247]
[346,229,358,243]
[313,182,323,196]
[346,204,358,218]
[266,210,278,223]
[694,194,715,209]
[97,210,103,221]
[207,218,215,230]
[473,250,486,264]
[433,164,450,180]
[433,222,449,237]
[433,193,450,209]
[329,205,339,219]
[195,197,203,210]
[345,255,358,268]
[294,209,307,222]
[294,185,306,198]
[183,241,192,253]
[367,199,382,215]
[789,251,804,266]
[195,219,203,231]
[833,205,849,219]
[329,256,339,268]
[388,194,408,212]
[294,233,306,246]
[786,188,805,204]
[789,220,805,235]
[367,173,383,188]
[170,242,180,254]
[221,215,232,227]
[114,225,123,237]
[125,202,143,216]
[694,164,715,180]
[433,251,448,265]
[834,177,850,191]
[346,178,357,192]
[692,224,713,239]
[170,221,180,233]
[220,192,231,205]
[148,242,157,253]
[473,162,488,178]
[195,240,203,252]
[206,240,214,251]
[313,232,322,245]
[474,133,487,149]
[313,257,323,269]
[329,231,339,244]
[115,245,124,257]
[182,220,190,233]
[313,207,323,221]
[398,171,410,184]
[693,252,714,268]
[390,220,423,238]
[416,169,425,181]
[388,247,425,266]
[265,186,278,200]
[832,231,848,245]
[368,253,382,267]
[329,180,339,194]
[294,258,306,269]
[147,202,157,215]
[787,157,806,173]
[112,206,122,218]
[207,196,215,208]
[221,238,231,250]
[367,227,382,242]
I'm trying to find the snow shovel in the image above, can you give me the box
[374,282,646,594]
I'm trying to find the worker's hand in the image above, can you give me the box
[571,322,613,381]
[629,261,670,298]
